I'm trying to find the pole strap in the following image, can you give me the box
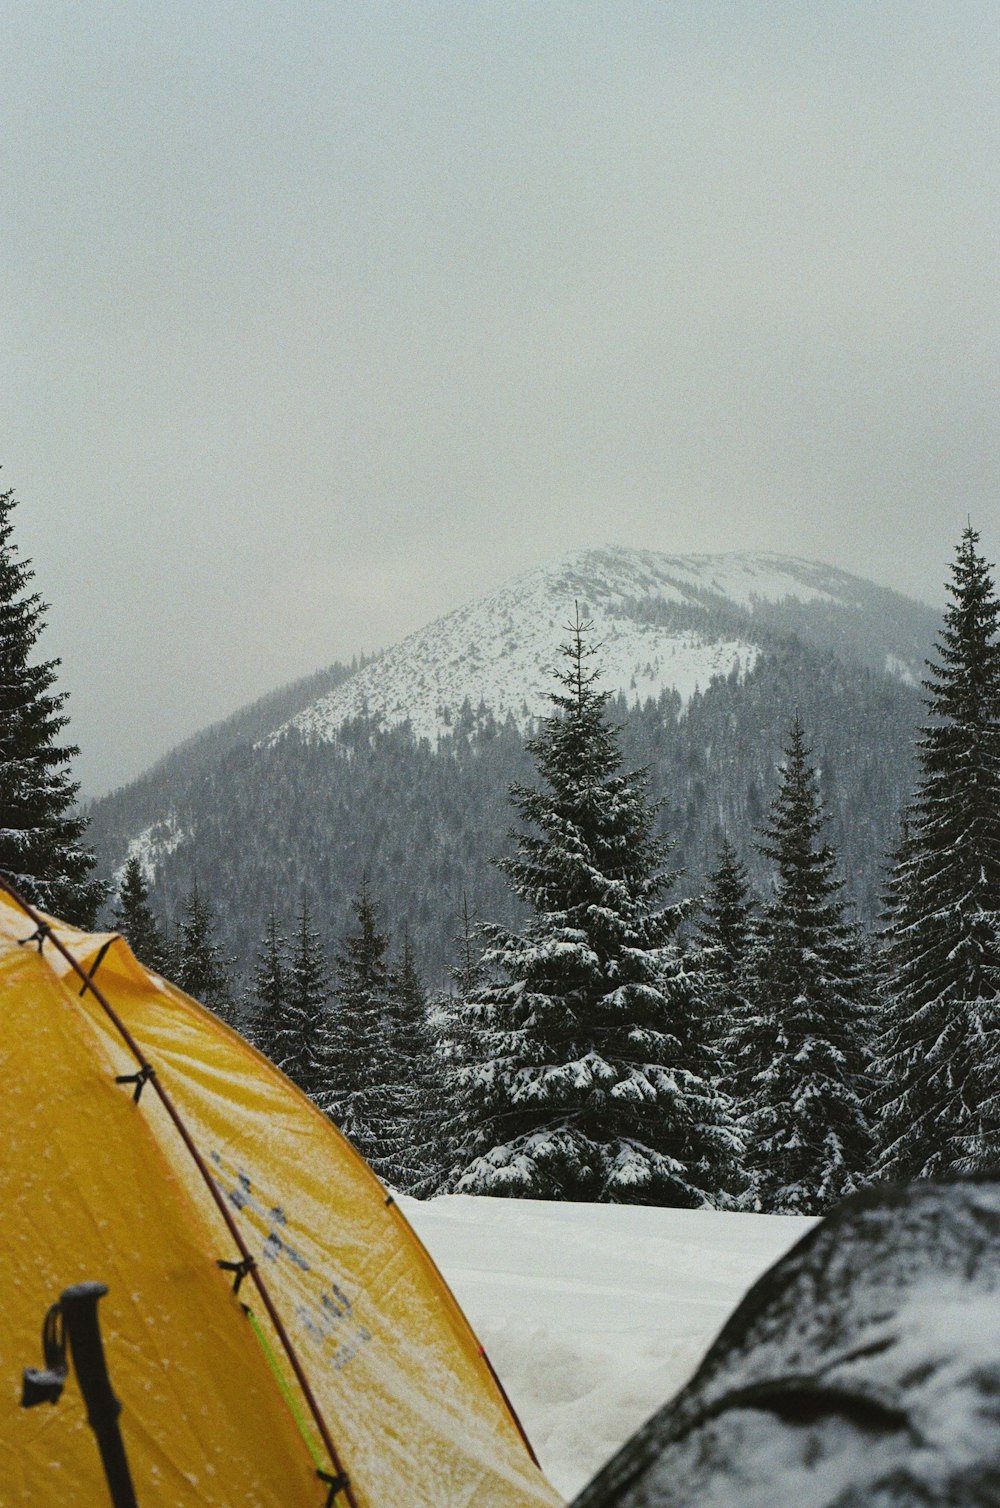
[218,1256,256,1295]
[79,937,117,996]
[318,1469,352,1506]
[18,921,52,952]
[115,1063,156,1104]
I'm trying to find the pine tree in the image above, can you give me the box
[421,899,489,1196]
[112,856,169,973]
[747,720,872,1214]
[695,839,757,1196]
[176,880,238,1027]
[274,896,329,1099]
[696,839,757,1088]
[445,611,740,1205]
[380,930,435,1192]
[873,526,1000,1179]
[0,486,104,924]
[322,881,393,1167]
[247,908,289,1065]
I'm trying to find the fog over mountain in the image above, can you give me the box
[5,7,997,797]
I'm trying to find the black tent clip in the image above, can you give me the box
[115,1064,155,1104]
[18,922,52,953]
[218,1256,256,1295]
[21,1301,67,1407]
[317,1468,351,1506]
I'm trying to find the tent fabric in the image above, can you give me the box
[571,1180,1000,1506]
[0,891,562,1507]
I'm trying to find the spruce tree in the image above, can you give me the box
[0,486,103,924]
[453,891,483,998]
[247,908,289,1065]
[696,839,757,1196]
[176,880,238,1027]
[274,896,329,1099]
[381,930,435,1192]
[322,881,394,1167]
[696,839,757,1089]
[873,526,1000,1179]
[747,720,872,1214]
[445,611,739,1205]
[421,899,489,1196]
[112,856,169,973]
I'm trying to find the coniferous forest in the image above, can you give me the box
[2,478,999,1215]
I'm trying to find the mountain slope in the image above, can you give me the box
[275,548,931,747]
[85,548,937,983]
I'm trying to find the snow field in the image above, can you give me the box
[402,1194,814,1500]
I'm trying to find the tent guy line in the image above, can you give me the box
[0,872,357,1508]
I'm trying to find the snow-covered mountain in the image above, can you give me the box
[273,547,925,748]
[87,544,937,978]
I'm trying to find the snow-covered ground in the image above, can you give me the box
[401,1194,813,1501]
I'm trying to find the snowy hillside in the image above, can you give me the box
[273,548,892,748]
[402,1193,811,1501]
[87,542,935,975]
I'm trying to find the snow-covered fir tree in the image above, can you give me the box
[322,881,394,1169]
[453,891,482,999]
[444,611,740,1205]
[0,486,104,924]
[246,907,289,1065]
[274,896,329,1099]
[380,930,436,1192]
[112,856,169,973]
[420,898,489,1196]
[176,880,238,1027]
[747,720,872,1214]
[696,839,757,1091]
[695,839,758,1198]
[873,526,1000,1179]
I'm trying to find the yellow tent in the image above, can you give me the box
[0,882,563,1507]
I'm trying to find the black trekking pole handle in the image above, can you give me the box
[59,1283,139,1508]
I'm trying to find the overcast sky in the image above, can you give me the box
[3,2,998,797]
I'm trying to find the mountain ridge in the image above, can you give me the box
[271,547,932,751]
[85,546,938,982]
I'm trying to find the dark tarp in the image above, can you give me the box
[573,1180,1000,1507]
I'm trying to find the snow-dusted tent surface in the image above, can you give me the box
[0,886,561,1507]
[572,1180,1000,1506]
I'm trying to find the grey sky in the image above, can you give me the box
[3,2,998,796]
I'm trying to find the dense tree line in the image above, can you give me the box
[431,530,997,1209]
[4,476,997,1210]
[86,634,921,988]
